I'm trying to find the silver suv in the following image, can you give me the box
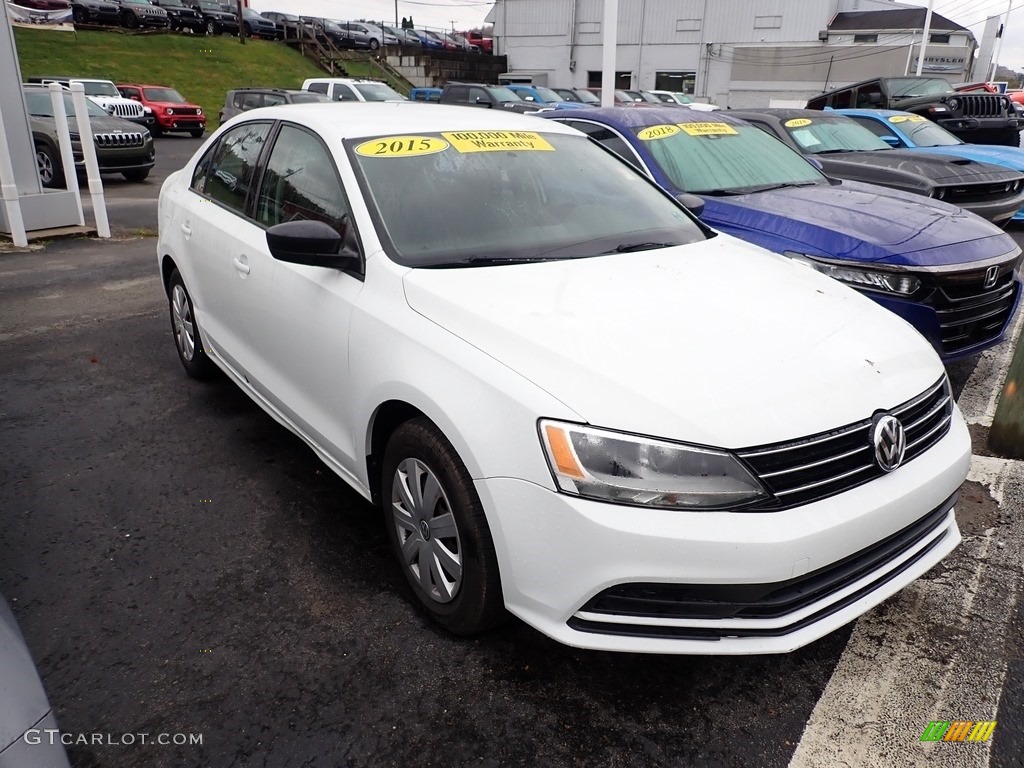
[218,87,330,123]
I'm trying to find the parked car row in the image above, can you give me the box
[156,100,994,656]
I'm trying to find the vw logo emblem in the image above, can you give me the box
[983,265,1000,289]
[872,414,906,473]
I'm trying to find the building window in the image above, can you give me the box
[675,18,700,32]
[929,33,951,44]
[578,22,600,34]
[754,16,781,29]
[853,34,878,43]
[654,71,696,95]
[587,71,631,89]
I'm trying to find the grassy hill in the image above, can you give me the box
[13,27,330,127]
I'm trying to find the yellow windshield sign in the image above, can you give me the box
[889,114,926,123]
[442,131,555,153]
[678,122,738,136]
[784,118,813,128]
[355,136,450,157]
[637,124,681,141]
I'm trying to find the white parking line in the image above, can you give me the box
[789,328,1024,767]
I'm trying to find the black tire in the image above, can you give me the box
[189,128,205,138]
[72,6,86,24]
[167,268,216,379]
[368,37,379,50]
[242,22,250,36]
[122,168,150,182]
[35,143,64,188]
[123,11,138,28]
[150,124,163,138]
[205,19,218,35]
[969,127,1022,147]
[381,417,505,635]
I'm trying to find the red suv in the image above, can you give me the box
[116,83,205,138]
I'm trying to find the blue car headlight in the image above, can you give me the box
[785,252,922,296]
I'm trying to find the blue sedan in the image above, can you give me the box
[537,107,1022,361]
[836,107,1024,222]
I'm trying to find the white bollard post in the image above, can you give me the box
[0,112,28,247]
[47,82,85,226]
[68,82,110,238]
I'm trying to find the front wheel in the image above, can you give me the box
[368,37,379,50]
[381,418,505,635]
[123,11,137,28]
[189,128,205,138]
[35,143,64,188]
[969,127,1022,147]
[122,168,150,182]
[167,268,216,379]
[205,19,218,35]
[72,6,86,23]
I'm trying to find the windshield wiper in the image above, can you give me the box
[430,255,563,268]
[695,188,748,196]
[743,181,820,193]
[608,242,676,253]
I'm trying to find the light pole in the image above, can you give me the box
[915,0,934,76]
[991,0,1014,81]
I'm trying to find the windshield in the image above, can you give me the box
[531,87,563,102]
[674,93,694,103]
[781,115,891,153]
[291,92,330,103]
[24,91,108,118]
[635,121,825,194]
[353,83,406,101]
[198,1,222,9]
[349,131,705,267]
[887,78,954,99]
[144,87,185,102]
[160,0,184,6]
[896,116,962,146]
[81,81,119,97]
[487,86,521,102]
[574,90,600,104]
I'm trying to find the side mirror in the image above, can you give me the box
[266,220,360,270]
[868,92,882,105]
[475,97,492,107]
[880,134,900,147]
[806,156,824,171]
[675,192,705,218]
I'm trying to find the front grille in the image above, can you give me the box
[737,376,952,510]
[109,102,143,119]
[94,132,145,147]
[941,181,1021,206]
[925,264,1020,354]
[958,94,1004,118]
[575,492,955,632]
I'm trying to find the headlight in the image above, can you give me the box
[68,131,81,140]
[197,107,203,115]
[166,107,174,115]
[947,98,959,110]
[539,420,768,510]
[931,187,946,199]
[785,252,922,295]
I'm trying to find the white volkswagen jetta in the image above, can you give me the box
[157,103,971,654]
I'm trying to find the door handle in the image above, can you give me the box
[180,223,192,237]
[232,257,250,275]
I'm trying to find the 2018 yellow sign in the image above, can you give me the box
[784,118,813,128]
[889,115,927,123]
[442,131,555,153]
[637,124,681,141]
[355,136,450,157]
[679,122,738,136]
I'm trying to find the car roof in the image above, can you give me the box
[230,87,307,94]
[538,105,750,129]
[225,102,582,139]
[727,108,840,122]
[833,108,919,119]
[118,83,175,89]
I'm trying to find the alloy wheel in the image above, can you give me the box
[171,284,196,361]
[36,150,54,184]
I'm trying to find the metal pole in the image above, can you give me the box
[991,0,1014,81]
[394,0,397,27]
[69,83,110,238]
[236,0,244,44]
[904,30,916,76]
[600,0,618,107]
[915,0,934,76]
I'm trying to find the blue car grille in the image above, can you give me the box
[926,263,1019,354]
[736,376,952,511]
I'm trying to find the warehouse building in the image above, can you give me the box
[487,0,982,107]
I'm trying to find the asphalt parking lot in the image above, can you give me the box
[1,136,1023,768]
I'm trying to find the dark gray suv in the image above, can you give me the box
[218,87,330,123]
[25,86,156,187]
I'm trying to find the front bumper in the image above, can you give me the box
[955,189,1024,224]
[476,410,969,654]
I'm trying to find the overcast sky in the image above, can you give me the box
[246,0,1024,70]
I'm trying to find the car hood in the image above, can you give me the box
[148,100,200,110]
[0,597,51,751]
[699,180,1016,268]
[816,148,1023,185]
[401,235,943,448]
[903,143,1024,172]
